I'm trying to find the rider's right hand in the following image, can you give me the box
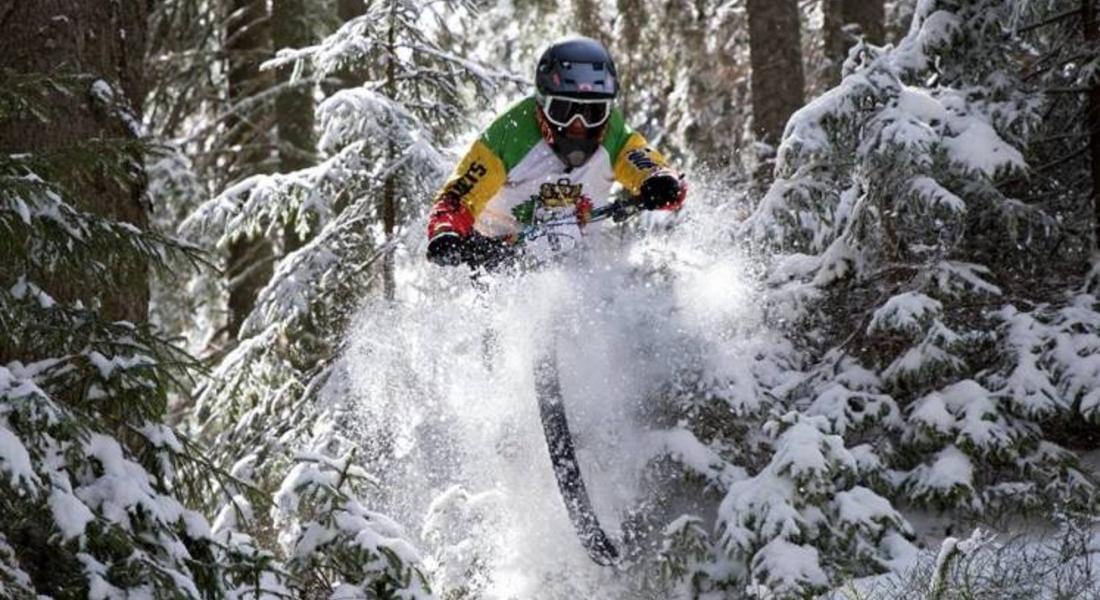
[427,195,475,266]
[427,232,467,266]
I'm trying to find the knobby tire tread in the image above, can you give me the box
[534,348,619,566]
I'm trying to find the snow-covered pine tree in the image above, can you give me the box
[644,318,914,597]
[0,64,288,599]
[714,411,913,597]
[145,0,342,351]
[272,450,433,597]
[584,195,911,599]
[178,2,503,595]
[641,320,914,598]
[742,0,1097,537]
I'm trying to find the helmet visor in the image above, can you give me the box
[540,95,612,128]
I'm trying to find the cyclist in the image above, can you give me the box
[426,35,686,268]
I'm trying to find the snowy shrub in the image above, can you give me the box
[273,452,433,599]
[803,352,902,440]
[655,515,715,593]
[714,412,914,598]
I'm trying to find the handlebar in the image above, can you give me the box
[462,198,644,270]
[517,198,643,244]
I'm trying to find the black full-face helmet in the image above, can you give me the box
[534,36,619,168]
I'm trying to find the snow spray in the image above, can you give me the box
[336,185,765,599]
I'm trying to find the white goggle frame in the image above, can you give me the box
[537,93,613,128]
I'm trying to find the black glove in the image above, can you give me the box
[639,172,683,210]
[427,231,466,266]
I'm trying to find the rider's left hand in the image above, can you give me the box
[639,170,686,211]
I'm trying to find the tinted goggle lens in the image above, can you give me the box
[543,96,611,127]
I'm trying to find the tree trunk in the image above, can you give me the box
[1086,0,1100,250]
[823,0,884,87]
[614,0,645,117]
[747,0,804,160]
[273,0,316,254]
[339,0,367,21]
[226,0,275,338]
[842,0,884,45]
[823,0,846,86]
[325,0,368,94]
[673,0,720,163]
[273,0,315,173]
[382,0,398,301]
[572,0,610,47]
[0,0,149,324]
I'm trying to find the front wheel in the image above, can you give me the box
[534,346,619,566]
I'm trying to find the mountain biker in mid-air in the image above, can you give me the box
[425,35,687,268]
[425,36,686,566]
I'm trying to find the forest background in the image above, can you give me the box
[2,0,1100,598]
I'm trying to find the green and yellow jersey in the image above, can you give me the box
[434,97,675,240]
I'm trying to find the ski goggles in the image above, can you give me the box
[537,94,613,128]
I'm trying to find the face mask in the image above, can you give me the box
[550,131,600,168]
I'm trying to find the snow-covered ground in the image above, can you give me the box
[828,519,1100,600]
